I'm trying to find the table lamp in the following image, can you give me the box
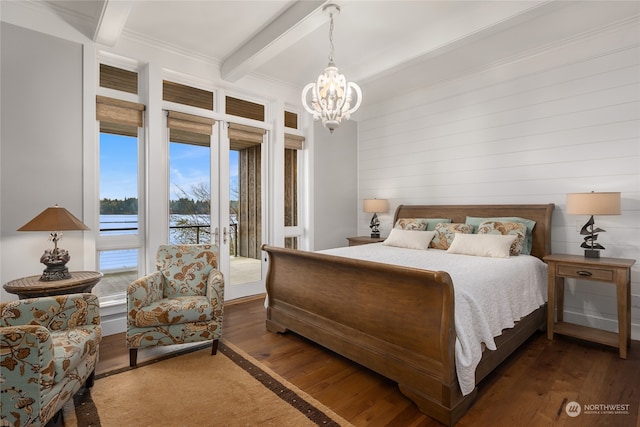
[566,192,621,258]
[17,205,90,281]
[363,199,389,238]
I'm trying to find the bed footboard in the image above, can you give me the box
[262,244,473,426]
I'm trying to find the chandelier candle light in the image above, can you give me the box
[302,3,362,133]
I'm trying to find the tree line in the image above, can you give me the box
[101,197,212,215]
[101,184,238,217]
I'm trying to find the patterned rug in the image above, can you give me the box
[62,341,353,427]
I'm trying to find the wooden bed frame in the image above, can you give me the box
[262,204,555,426]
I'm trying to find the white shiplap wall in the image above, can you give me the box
[357,20,640,339]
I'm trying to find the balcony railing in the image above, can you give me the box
[99,223,238,254]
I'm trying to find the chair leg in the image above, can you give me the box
[129,348,138,367]
[211,339,219,355]
[85,370,96,388]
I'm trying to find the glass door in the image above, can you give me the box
[217,122,267,300]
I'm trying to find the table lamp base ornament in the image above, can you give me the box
[580,215,606,259]
[39,232,72,281]
[369,213,381,238]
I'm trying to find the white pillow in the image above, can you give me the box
[446,233,517,258]
[382,229,436,250]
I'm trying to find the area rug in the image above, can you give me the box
[62,341,354,427]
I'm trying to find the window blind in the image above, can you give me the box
[100,64,138,94]
[167,111,215,147]
[226,97,265,121]
[284,111,298,129]
[284,133,304,150]
[96,95,144,137]
[163,80,214,111]
[228,123,266,150]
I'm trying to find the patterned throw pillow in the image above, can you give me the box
[477,221,526,256]
[395,218,451,231]
[465,216,536,254]
[394,218,428,231]
[431,223,473,250]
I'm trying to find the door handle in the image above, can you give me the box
[214,227,219,246]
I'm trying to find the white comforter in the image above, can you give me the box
[318,243,547,396]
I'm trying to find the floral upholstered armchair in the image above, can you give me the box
[126,244,224,367]
[0,293,102,427]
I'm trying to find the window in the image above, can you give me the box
[163,80,216,245]
[167,112,215,244]
[96,64,144,300]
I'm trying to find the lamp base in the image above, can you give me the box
[370,232,380,238]
[40,264,71,281]
[584,249,600,259]
[39,247,72,281]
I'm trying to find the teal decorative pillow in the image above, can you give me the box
[395,218,451,231]
[477,221,526,256]
[431,223,473,250]
[465,216,536,255]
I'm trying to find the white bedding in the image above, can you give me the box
[318,243,547,396]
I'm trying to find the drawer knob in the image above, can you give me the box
[577,270,592,277]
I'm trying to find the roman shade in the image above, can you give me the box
[228,123,266,150]
[96,95,145,137]
[167,111,216,146]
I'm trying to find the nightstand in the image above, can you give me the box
[544,254,635,358]
[3,271,103,299]
[346,236,385,246]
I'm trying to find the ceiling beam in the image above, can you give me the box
[93,0,133,47]
[221,0,326,82]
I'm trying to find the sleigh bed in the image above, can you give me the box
[262,204,554,426]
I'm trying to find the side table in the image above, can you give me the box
[346,236,386,246]
[3,271,103,299]
[544,254,635,359]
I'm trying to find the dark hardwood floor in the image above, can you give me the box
[98,297,640,426]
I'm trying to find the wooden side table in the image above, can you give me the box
[544,254,635,358]
[3,271,103,299]
[346,236,386,246]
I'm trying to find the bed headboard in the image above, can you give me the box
[393,204,555,260]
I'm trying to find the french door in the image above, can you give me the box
[214,122,267,301]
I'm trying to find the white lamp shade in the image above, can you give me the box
[363,199,389,213]
[566,192,621,215]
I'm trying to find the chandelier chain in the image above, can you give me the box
[328,12,335,64]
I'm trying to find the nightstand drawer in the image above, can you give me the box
[557,265,614,281]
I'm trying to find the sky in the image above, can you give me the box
[100,133,238,201]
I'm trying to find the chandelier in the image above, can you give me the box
[301,3,362,133]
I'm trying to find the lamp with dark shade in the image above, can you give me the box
[566,192,621,258]
[363,199,389,238]
[18,205,90,281]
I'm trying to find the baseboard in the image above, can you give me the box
[562,310,639,341]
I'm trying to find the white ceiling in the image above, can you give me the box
[44,0,639,106]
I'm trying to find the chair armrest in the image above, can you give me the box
[1,325,56,409]
[207,270,224,306]
[127,271,164,315]
[0,294,100,331]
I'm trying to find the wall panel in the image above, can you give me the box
[358,20,640,339]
